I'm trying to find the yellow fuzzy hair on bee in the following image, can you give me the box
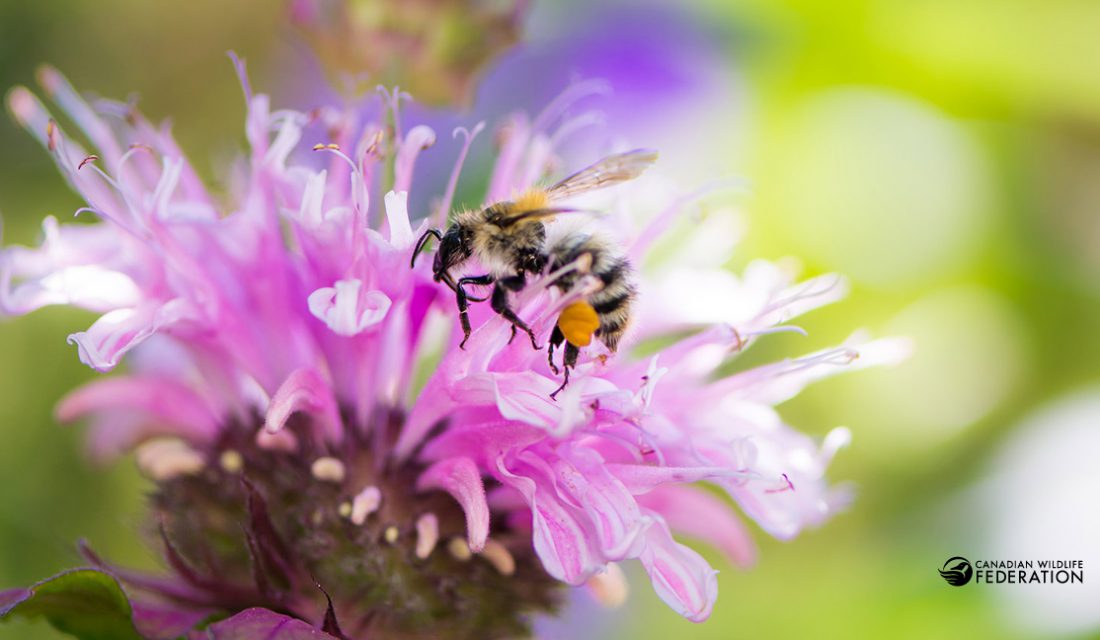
[514,188,550,212]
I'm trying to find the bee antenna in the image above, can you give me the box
[411,228,443,268]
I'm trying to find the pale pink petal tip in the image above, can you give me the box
[6,87,38,125]
[640,519,720,623]
[264,368,340,437]
[35,65,63,94]
[67,303,183,373]
[384,190,415,248]
[307,280,392,336]
[418,458,490,551]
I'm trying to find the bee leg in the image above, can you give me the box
[549,343,579,400]
[455,285,474,350]
[453,274,494,349]
[491,279,540,350]
[547,326,564,375]
[458,274,493,302]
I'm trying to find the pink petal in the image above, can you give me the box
[552,449,646,560]
[639,515,719,623]
[2,264,140,315]
[307,279,391,336]
[638,485,757,569]
[383,191,414,248]
[496,458,603,585]
[417,457,490,551]
[264,368,341,441]
[605,463,752,494]
[57,377,220,459]
[452,372,562,431]
[67,300,191,372]
[0,217,141,315]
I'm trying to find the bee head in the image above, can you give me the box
[432,225,473,282]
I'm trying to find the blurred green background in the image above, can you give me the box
[2,0,1099,638]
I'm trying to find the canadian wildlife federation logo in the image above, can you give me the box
[939,556,1085,586]
[939,556,974,586]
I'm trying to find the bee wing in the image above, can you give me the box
[545,149,658,202]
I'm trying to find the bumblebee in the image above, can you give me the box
[411,149,657,397]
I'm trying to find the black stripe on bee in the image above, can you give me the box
[591,293,631,316]
[597,259,629,286]
[597,314,627,336]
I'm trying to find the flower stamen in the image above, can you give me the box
[350,485,381,525]
[480,539,516,576]
[448,537,473,562]
[415,513,439,559]
[311,456,346,483]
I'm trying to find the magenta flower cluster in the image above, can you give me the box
[0,60,905,635]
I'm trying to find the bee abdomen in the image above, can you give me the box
[590,277,634,352]
[548,234,635,352]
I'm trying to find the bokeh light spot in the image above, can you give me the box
[764,89,992,287]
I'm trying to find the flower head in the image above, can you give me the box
[0,60,907,636]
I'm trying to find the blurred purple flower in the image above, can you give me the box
[0,59,906,636]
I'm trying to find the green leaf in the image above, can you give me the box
[0,568,143,640]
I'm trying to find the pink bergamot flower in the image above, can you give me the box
[0,60,908,639]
